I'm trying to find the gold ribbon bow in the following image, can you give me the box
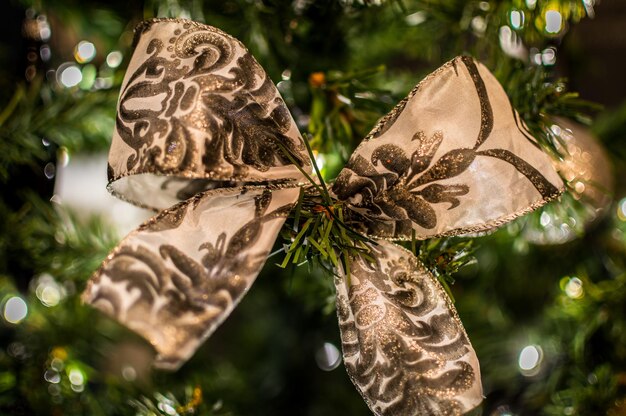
[83,18,563,416]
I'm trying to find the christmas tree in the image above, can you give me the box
[1,0,625,415]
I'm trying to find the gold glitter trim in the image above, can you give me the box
[133,18,243,49]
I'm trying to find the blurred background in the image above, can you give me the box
[0,0,625,415]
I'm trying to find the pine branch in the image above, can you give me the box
[0,79,116,181]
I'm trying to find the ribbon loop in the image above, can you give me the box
[107,19,311,210]
[83,186,300,369]
[332,56,563,240]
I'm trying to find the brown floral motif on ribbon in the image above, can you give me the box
[333,57,560,236]
[115,22,308,180]
[336,241,481,416]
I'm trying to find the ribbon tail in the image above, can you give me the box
[335,239,482,416]
[82,187,299,369]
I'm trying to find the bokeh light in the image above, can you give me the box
[106,50,123,68]
[122,365,137,381]
[44,162,55,179]
[40,45,51,62]
[68,368,84,385]
[583,0,596,17]
[510,10,524,29]
[518,345,543,376]
[617,198,626,222]
[35,274,66,307]
[74,40,96,63]
[59,64,82,88]
[314,152,326,173]
[3,296,28,324]
[540,211,551,227]
[68,366,86,392]
[44,369,61,384]
[542,47,557,65]
[405,11,426,26]
[38,15,51,41]
[544,10,563,34]
[471,16,487,34]
[491,405,515,416]
[315,342,341,371]
[564,277,584,299]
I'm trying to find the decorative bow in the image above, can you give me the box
[82,18,563,416]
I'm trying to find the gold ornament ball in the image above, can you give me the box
[523,117,614,245]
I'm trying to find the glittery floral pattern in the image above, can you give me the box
[107,19,310,209]
[83,187,299,368]
[332,56,562,240]
[335,241,482,415]
[83,18,564,416]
